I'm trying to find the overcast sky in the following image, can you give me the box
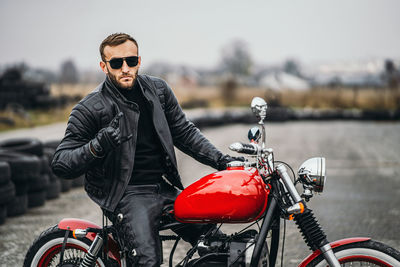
[0,0,399,71]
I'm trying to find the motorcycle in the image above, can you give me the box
[24,97,400,266]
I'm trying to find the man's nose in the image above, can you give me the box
[121,60,130,72]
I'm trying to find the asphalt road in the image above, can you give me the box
[0,120,399,266]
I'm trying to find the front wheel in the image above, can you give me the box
[23,225,106,267]
[309,239,400,267]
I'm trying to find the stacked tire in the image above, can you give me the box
[0,151,41,216]
[0,68,60,110]
[0,137,86,223]
[0,162,15,224]
[0,138,49,209]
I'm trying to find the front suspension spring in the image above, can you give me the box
[293,209,328,251]
[79,253,97,267]
[79,234,103,267]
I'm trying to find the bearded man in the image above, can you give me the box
[52,33,240,266]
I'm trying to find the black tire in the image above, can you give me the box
[7,194,28,216]
[28,174,50,192]
[34,95,57,109]
[43,140,61,149]
[14,181,29,195]
[48,171,58,182]
[40,155,51,174]
[71,175,85,187]
[0,204,7,225]
[23,225,105,267]
[0,151,41,182]
[0,161,11,185]
[0,180,15,205]
[60,178,72,192]
[43,147,55,165]
[27,190,47,208]
[308,239,400,266]
[46,179,61,200]
[0,138,43,156]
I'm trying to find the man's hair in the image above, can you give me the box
[99,33,139,61]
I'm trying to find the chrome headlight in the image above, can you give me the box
[298,157,326,193]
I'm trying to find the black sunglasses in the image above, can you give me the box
[106,56,139,69]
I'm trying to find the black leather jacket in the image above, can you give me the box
[51,75,224,212]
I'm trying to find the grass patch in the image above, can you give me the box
[174,86,400,110]
[0,105,73,132]
[1,84,399,132]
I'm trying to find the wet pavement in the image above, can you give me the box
[0,121,400,266]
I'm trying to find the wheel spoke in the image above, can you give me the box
[45,248,85,266]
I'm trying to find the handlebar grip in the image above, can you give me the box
[229,142,258,155]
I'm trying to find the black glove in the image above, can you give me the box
[89,112,123,158]
[217,154,245,171]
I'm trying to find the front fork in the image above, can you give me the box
[79,234,104,267]
[76,232,128,267]
[276,164,341,267]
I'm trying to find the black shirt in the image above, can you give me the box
[117,81,166,185]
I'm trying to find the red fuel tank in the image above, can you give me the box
[174,167,269,223]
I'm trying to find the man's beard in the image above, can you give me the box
[107,69,138,90]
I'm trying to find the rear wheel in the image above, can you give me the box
[23,225,105,267]
[310,240,400,267]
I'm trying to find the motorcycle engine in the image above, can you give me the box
[194,229,259,267]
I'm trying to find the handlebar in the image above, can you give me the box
[229,142,258,155]
[229,142,274,155]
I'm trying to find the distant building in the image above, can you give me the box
[259,72,310,91]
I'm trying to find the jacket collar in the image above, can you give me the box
[103,75,149,103]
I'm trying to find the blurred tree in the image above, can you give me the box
[1,67,23,82]
[59,59,79,84]
[220,77,238,107]
[382,59,399,89]
[218,40,253,106]
[143,61,173,81]
[0,63,28,82]
[283,59,302,77]
[220,39,253,76]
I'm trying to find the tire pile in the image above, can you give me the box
[0,68,80,110]
[0,138,84,225]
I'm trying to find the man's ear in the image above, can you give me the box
[100,61,108,74]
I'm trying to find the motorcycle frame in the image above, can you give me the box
[250,169,294,267]
[57,182,372,267]
[250,195,280,266]
[55,165,345,267]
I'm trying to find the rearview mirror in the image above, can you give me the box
[248,127,261,143]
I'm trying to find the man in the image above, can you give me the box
[52,33,240,266]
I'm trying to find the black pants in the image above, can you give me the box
[107,182,213,267]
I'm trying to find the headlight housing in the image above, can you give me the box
[298,157,326,193]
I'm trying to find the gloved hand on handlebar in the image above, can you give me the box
[217,154,245,171]
[89,112,124,158]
